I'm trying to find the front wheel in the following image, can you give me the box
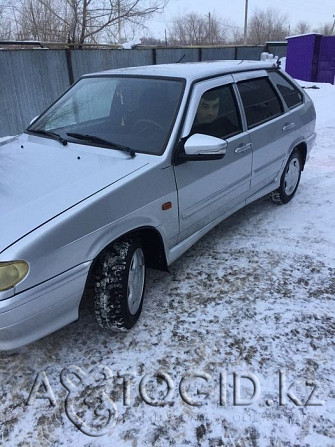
[270,149,302,204]
[94,238,146,331]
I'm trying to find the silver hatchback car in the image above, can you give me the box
[0,60,316,349]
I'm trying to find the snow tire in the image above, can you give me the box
[93,237,146,331]
[270,149,302,205]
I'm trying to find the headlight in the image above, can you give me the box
[0,261,29,291]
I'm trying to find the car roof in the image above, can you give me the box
[84,60,277,82]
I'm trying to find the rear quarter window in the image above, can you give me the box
[237,77,283,129]
[268,71,303,110]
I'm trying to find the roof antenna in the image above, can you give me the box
[176,54,186,63]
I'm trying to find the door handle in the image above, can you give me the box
[282,122,296,131]
[235,143,252,154]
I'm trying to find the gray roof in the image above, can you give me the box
[85,60,277,82]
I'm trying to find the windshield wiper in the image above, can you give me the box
[67,132,136,158]
[27,129,68,146]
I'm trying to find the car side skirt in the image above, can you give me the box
[167,200,246,265]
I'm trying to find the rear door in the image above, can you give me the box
[234,71,299,195]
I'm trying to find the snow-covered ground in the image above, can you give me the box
[0,81,334,447]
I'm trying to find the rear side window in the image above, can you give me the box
[269,71,303,109]
[237,78,283,129]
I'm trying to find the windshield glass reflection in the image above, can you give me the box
[28,76,184,155]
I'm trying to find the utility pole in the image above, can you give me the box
[208,12,211,44]
[117,0,121,43]
[331,14,335,35]
[243,0,248,45]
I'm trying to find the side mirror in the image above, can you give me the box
[183,134,227,161]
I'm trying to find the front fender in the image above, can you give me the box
[1,165,179,294]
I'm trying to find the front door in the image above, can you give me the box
[174,77,252,242]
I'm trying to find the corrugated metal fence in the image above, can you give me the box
[0,44,286,137]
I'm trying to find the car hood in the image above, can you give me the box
[0,135,149,253]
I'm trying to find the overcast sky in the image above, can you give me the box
[147,0,335,37]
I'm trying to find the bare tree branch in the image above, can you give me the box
[294,21,311,35]
[169,12,228,46]
[4,0,168,44]
[247,8,289,44]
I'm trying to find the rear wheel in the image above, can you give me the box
[94,237,146,331]
[270,149,302,204]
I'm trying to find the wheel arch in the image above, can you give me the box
[80,226,168,314]
[294,141,307,171]
[125,227,169,272]
[89,226,168,277]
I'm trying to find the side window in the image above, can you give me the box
[269,71,303,109]
[237,78,283,129]
[191,84,242,139]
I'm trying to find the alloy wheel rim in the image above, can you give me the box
[127,248,145,315]
[284,157,300,196]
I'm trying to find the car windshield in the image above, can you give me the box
[27,76,184,155]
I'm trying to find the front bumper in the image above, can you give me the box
[0,262,91,350]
